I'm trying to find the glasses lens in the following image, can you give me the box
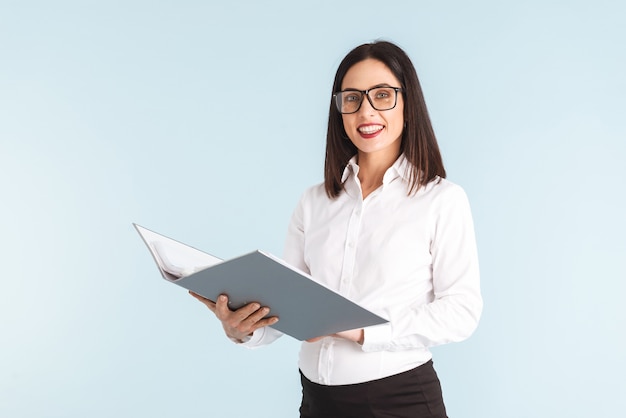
[367,87,397,111]
[334,88,399,113]
[335,91,363,114]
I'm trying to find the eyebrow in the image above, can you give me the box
[341,83,394,92]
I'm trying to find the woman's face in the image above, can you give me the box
[340,58,404,161]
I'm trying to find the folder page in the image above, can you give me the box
[134,224,222,280]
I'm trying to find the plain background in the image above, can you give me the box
[1,1,624,417]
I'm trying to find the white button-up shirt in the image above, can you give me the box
[244,154,482,385]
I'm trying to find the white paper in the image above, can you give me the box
[134,224,223,280]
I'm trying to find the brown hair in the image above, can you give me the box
[324,40,446,198]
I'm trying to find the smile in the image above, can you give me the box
[358,125,384,135]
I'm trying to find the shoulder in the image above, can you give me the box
[293,182,330,212]
[422,178,475,228]
[421,177,469,203]
[299,182,327,202]
[417,178,474,224]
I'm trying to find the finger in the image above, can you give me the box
[247,306,271,323]
[224,303,276,333]
[216,296,265,322]
[214,294,239,318]
[334,328,364,344]
[306,335,326,343]
[240,306,269,329]
[239,312,279,335]
[189,291,217,311]
[214,296,256,326]
[254,315,279,329]
[189,291,214,303]
[243,305,279,327]
[230,303,265,326]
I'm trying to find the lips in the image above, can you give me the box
[358,124,384,138]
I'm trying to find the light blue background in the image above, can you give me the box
[1,1,624,417]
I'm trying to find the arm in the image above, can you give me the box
[362,185,483,351]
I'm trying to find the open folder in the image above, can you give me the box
[134,224,388,341]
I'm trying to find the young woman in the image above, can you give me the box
[191,40,482,418]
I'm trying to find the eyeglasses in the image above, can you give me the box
[333,86,402,114]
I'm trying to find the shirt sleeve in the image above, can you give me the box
[361,184,483,352]
[237,326,284,348]
[282,191,310,273]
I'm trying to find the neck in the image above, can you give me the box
[356,150,400,198]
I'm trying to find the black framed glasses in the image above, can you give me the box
[333,86,402,114]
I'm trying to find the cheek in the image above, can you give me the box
[387,115,405,141]
[391,109,405,131]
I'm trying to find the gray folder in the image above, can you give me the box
[134,224,388,341]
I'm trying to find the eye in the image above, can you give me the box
[344,93,361,102]
[374,89,392,99]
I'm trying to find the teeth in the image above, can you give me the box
[358,125,383,134]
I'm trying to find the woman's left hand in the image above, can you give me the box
[306,328,364,345]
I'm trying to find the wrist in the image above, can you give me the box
[228,333,252,344]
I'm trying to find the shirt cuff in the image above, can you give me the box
[361,323,392,352]
[233,327,267,347]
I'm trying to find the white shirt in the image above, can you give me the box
[243,154,482,385]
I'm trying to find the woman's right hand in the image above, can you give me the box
[189,291,279,342]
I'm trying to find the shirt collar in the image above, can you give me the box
[341,155,360,183]
[341,154,412,185]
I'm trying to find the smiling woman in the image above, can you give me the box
[192,40,482,418]
[324,42,446,199]
[337,59,406,195]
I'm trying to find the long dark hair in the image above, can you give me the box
[324,40,446,198]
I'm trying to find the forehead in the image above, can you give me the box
[341,58,400,90]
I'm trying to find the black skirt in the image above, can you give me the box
[299,360,448,418]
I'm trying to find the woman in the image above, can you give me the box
[191,40,482,418]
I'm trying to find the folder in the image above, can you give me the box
[134,224,388,341]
